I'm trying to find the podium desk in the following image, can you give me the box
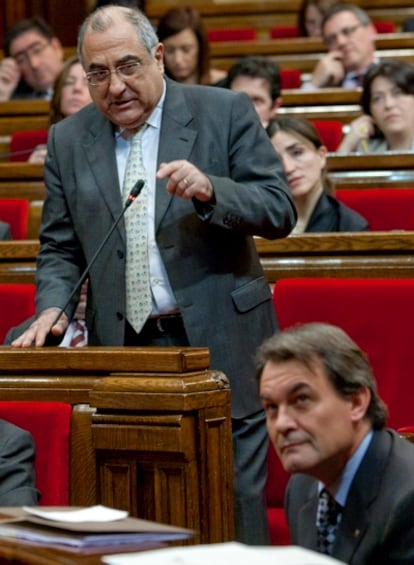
[0,347,234,544]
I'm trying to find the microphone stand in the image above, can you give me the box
[48,179,145,334]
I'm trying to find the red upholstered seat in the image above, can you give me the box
[311,120,343,151]
[270,26,300,39]
[374,21,395,33]
[207,28,257,41]
[335,188,414,231]
[0,401,71,505]
[280,69,302,89]
[268,277,414,543]
[0,283,35,344]
[0,198,30,239]
[9,129,48,162]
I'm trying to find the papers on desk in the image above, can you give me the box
[0,506,193,549]
[102,542,346,564]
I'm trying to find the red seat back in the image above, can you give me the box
[336,188,414,231]
[270,26,300,39]
[9,129,48,162]
[374,21,395,33]
[281,68,302,89]
[0,198,30,239]
[0,401,71,505]
[311,120,343,151]
[273,277,414,430]
[207,28,257,41]
[0,283,35,343]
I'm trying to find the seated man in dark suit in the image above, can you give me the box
[0,419,39,505]
[256,322,414,564]
[0,17,64,101]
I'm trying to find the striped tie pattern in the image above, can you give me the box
[122,126,152,333]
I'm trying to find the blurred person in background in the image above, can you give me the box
[0,17,63,101]
[29,56,92,163]
[157,6,226,85]
[338,59,414,153]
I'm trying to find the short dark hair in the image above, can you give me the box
[4,17,56,56]
[225,55,281,102]
[322,3,372,32]
[361,58,414,115]
[256,322,388,430]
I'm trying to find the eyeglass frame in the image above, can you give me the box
[85,61,146,86]
[323,23,365,49]
[12,40,52,67]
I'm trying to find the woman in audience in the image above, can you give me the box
[29,56,92,163]
[338,59,414,153]
[268,116,369,232]
[297,0,339,37]
[157,6,226,85]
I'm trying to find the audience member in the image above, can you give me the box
[0,17,64,101]
[221,56,281,129]
[0,418,39,505]
[28,55,93,164]
[268,116,368,232]
[11,5,297,545]
[256,322,414,563]
[302,4,376,89]
[0,221,11,240]
[338,59,414,153]
[157,6,226,85]
[298,0,339,37]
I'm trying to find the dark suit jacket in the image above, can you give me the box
[285,429,414,564]
[0,419,39,505]
[306,193,369,232]
[35,78,296,419]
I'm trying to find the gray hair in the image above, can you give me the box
[77,5,158,65]
[256,322,387,429]
[322,3,372,31]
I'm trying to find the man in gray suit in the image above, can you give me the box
[0,419,39,505]
[11,6,296,543]
[0,221,11,240]
[257,322,414,563]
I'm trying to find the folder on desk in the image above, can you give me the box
[0,506,194,549]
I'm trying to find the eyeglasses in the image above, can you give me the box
[86,61,144,86]
[324,24,364,48]
[13,41,51,66]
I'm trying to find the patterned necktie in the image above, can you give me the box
[316,488,342,555]
[69,320,87,347]
[122,126,152,334]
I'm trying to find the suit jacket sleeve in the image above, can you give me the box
[0,420,40,505]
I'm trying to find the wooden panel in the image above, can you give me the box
[0,347,234,544]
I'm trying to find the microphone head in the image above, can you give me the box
[131,179,145,198]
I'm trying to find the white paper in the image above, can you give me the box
[22,505,128,523]
[102,542,346,564]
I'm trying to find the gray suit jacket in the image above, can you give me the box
[36,79,296,418]
[286,429,414,564]
[0,419,39,505]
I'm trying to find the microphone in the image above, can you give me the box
[45,179,145,344]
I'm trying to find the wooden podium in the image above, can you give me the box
[0,347,234,544]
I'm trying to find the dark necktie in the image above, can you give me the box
[316,488,342,555]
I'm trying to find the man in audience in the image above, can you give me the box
[256,322,414,563]
[303,4,377,89]
[0,221,11,240]
[0,419,39,505]
[0,17,64,101]
[221,55,282,129]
